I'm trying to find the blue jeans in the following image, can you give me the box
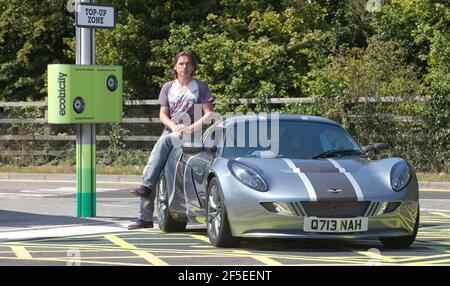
[138,129,200,222]
[139,129,174,222]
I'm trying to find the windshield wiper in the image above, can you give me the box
[312,148,365,159]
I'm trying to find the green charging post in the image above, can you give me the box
[47,0,120,217]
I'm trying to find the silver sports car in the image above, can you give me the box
[156,114,419,248]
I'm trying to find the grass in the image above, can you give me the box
[0,165,448,182]
[416,172,450,183]
[0,165,144,175]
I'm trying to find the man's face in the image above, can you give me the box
[174,55,194,78]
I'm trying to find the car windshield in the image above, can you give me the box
[222,120,362,159]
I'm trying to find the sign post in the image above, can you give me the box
[47,63,122,217]
[47,1,119,218]
[74,0,115,217]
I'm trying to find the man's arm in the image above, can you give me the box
[186,102,214,133]
[160,105,184,132]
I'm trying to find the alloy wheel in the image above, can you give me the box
[207,184,222,241]
[157,175,168,225]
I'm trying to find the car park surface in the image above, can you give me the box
[0,175,449,266]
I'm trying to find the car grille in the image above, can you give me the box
[299,201,371,218]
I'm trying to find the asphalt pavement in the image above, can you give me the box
[0,173,450,266]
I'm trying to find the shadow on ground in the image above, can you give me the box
[0,210,133,229]
[175,222,446,253]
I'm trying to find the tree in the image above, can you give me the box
[0,0,73,101]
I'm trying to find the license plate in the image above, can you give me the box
[303,217,368,233]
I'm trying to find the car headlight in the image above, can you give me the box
[228,161,268,192]
[390,161,412,192]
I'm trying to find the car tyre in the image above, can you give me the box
[206,177,241,247]
[380,208,419,249]
[156,171,187,232]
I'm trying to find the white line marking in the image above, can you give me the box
[420,188,450,192]
[183,154,202,220]
[282,159,317,201]
[421,209,450,213]
[327,158,364,201]
[169,155,183,204]
[430,212,450,218]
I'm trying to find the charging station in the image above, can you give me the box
[48,65,122,124]
[47,0,118,217]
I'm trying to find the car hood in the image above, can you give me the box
[231,157,406,201]
[235,157,366,173]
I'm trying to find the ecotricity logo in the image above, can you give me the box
[58,72,67,116]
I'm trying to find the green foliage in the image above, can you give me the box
[113,149,148,166]
[276,103,320,116]
[0,0,73,101]
[0,0,448,172]
[305,34,448,172]
[0,106,49,164]
[423,68,450,172]
[50,144,76,166]
[98,123,129,165]
[306,37,422,127]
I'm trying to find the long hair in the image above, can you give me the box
[171,51,197,78]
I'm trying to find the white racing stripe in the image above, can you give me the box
[169,155,183,204]
[327,158,364,201]
[183,154,203,219]
[282,158,317,201]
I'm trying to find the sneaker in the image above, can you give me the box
[128,220,154,230]
[130,185,154,199]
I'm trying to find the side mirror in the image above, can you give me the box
[362,143,389,155]
[182,142,204,154]
[373,143,389,151]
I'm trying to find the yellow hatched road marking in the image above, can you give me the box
[2,214,450,266]
[104,234,168,266]
[55,256,143,260]
[2,243,126,252]
[396,253,450,263]
[0,256,149,266]
[1,240,345,257]
[10,246,32,259]
[124,237,188,240]
[231,250,284,266]
[189,234,283,265]
[0,239,439,265]
[403,258,450,266]
[355,250,396,263]
[189,234,210,243]
[431,212,450,219]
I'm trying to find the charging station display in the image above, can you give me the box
[48,64,122,124]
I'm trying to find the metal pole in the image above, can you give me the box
[76,0,96,217]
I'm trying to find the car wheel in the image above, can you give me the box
[206,177,240,247]
[156,171,187,232]
[380,208,420,249]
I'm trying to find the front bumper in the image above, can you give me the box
[232,201,418,239]
[223,178,419,239]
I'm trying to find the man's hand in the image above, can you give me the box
[181,125,193,135]
[171,124,190,139]
[171,124,185,133]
